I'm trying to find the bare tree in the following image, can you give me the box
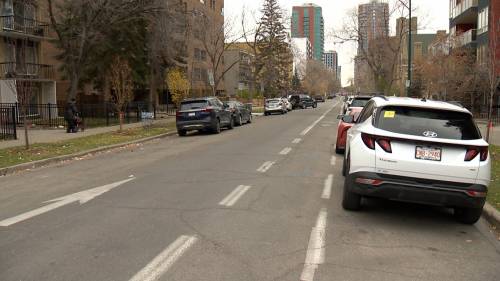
[108,56,134,132]
[302,60,339,96]
[486,17,500,141]
[46,0,159,102]
[241,9,264,96]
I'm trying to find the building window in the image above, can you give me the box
[478,7,489,34]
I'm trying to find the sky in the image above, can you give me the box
[225,0,450,86]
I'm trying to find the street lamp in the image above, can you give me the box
[399,0,412,97]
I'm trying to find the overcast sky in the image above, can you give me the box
[225,0,450,86]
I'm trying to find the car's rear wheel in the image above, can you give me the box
[178,129,187,137]
[335,145,344,155]
[342,155,361,210]
[454,207,483,224]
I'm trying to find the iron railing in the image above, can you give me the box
[0,105,17,140]
[0,15,52,38]
[0,62,55,80]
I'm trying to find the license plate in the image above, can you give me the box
[188,112,196,117]
[415,146,442,161]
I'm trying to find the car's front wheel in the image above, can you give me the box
[247,114,252,123]
[342,155,361,210]
[454,207,483,224]
[236,115,243,126]
[227,117,234,129]
[213,119,221,134]
[178,129,187,137]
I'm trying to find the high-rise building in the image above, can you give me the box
[357,0,389,53]
[322,51,338,72]
[291,3,325,61]
[354,0,389,92]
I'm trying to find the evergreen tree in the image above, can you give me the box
[257,0,293,97]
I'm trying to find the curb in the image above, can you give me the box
[0,131,177,177]
[483,202,500,229]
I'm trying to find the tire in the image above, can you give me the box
[227,117,234,130]
[213,119,221,134]
[342,156,362,210]
[335,146,344,155]
[264,112,269,116]
[342,154,347,176]
[178,129,187,136]
[454,207,483,224]
[236,115,243,126]
[247,114,252,123]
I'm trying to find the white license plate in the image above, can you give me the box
[188,112,196,117]
[415,146,442,161]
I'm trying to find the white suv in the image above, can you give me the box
[342,97,490,224]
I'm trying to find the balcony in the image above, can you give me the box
[0,62,55,81]
[450,0,478,27]
[454,29,477,48]
[0,16,53,40]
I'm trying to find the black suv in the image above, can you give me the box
[176,97,234,136]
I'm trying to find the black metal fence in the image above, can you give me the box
[0,102,176,131]
[0,105,17,140]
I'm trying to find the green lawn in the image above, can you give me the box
[489,145,500,211]
[0,122,175,169]
[252,107,264,113]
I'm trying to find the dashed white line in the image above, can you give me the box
[219,185,252,207]
[257,161,275,173]
[300,208,328,281]
[330,156,336,166]
[292,138,302,144]
[129,235,198,281]
[300,101,340,136]
[279,147,292,155]
[321,175,333,199]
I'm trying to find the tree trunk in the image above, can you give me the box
[68,71,79,101]
[119,111,124,132]
[23,112,29,149]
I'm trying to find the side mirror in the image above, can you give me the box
[223,103,229,109]
[337,114,343,120]
[342,115,355,124]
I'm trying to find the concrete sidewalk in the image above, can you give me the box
[0,117,174,150]
[478,123,500,146]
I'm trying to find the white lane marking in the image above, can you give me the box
[321,175,333,199]
[330,156,336,166]
[219,185,252,207]
[257,161,275,173]
[129,235,198,281]
[0,178,135,227]
[300,208,328,281]
[279,147,292,155]
[300,101,340,136]
[292,138,302,144]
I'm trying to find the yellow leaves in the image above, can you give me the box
[166,68,190,106]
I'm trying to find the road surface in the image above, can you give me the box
[1,100,499,281]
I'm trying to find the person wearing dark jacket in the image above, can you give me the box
[65,98,79,133]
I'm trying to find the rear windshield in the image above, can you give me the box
[375,106,481,140]
[350,98,370,108]
[180,101,208,110]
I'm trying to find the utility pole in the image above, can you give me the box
[406,0,412,97]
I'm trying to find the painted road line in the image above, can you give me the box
[129,235,198,281]
[292,138,302,144]
[257,161,275,173]
[300,208,328,281]
[330,156,336,166]
[300,101,340,136]
[279,147,292,155]
[0,178,135,227]
[321,175,333,199]
[219,185,252,207]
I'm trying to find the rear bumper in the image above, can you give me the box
[346,172,487,208]
[265,108,284,113]
[176,120,214,131]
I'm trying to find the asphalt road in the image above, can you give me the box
[0,100,499,281]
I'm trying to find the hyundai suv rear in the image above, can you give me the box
[343,97,490,224]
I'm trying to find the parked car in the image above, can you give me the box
[176,97,233,136]
[226,101,252,126]
[301,95,318,109]
[264,98,287,115]
[342,96,371,114]
[342,97,490,224]
[281,97,293,111]
[288,94,303,109]
[341,96,354,114]
[314,95,326,103]
[335,107,363,154]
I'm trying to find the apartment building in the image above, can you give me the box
[291,3,324,61]
[0,0,56,104]
[323,50,341,82]
[186,0,225,97]
[223,48,254,97]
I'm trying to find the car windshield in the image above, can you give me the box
[180,101,208,110]
[350,98,370,108]
[375,106,481,140]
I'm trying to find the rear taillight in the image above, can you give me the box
[465,190,487,198]
[465,147,488,162]
[376,138,392,153]
[361,133,375,150]
[355,178,384,186]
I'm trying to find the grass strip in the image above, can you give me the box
[0,122,175,169]
[488,145,500,211]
